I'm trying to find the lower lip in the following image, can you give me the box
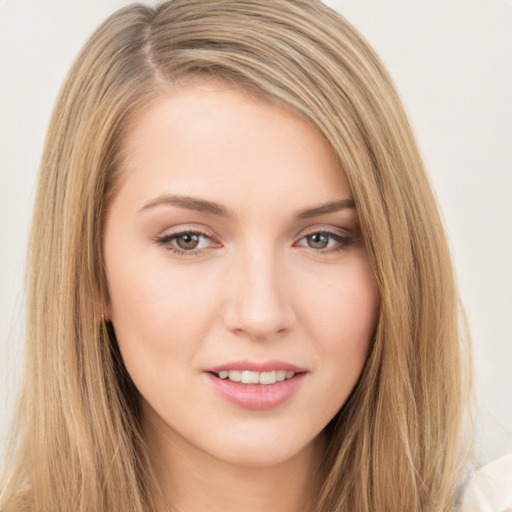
[206,373,306,410]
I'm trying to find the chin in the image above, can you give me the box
[202,428,322,469]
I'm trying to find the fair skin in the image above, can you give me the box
[103,80,380,512]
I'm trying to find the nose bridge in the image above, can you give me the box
[223,241,295,339]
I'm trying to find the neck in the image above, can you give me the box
[143,412,324,512]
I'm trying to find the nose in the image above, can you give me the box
[222,247,296,341]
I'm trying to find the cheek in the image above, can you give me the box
[305,256,379,344]
[302,255,379,398]
[106,254,222,364]
[106,266,225,414]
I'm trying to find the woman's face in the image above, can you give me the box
[104,81,379,468]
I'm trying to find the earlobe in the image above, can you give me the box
[102,302,113,323]
[93,287,112,323]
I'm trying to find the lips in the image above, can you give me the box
[204,360,307,410]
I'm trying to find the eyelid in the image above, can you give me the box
[293,223,353,240]
[153,224,222,256]
[155,223,217,240]
[293,225,355,252]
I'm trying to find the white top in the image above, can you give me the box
[461,454,512,512]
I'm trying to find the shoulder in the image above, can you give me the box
[461,453,512,512]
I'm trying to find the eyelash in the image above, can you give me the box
[295,231,353,252]
[154,229,354,257]
[154,230,217,257]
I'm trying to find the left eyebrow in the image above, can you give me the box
[294,199,356,219]
[138,194,233,217]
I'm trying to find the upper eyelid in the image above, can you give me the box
[155,224,217,239]
[156,231,218,247]
[294,231,351,246]
[293,224,352,239]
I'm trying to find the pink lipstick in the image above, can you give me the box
[204,360,307,410]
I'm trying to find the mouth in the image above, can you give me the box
[210,369,297,385]
[204,362,307,410]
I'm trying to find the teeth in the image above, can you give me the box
[241,371,259,384]
[228,370,242,382]
[259,371,276,385]
[217,370,296,385]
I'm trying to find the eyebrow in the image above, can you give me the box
[295,198,356,219]
[140,194,233,217]
[139,194,355,219]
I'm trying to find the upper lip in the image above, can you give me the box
[205,360,308,374]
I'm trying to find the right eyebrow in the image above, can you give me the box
[138,194,233,217]
[294,199,356,219]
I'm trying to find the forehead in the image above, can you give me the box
[114,79,351,213]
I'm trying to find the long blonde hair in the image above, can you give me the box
[0,1,471,511]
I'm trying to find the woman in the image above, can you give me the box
[0,1,472,511]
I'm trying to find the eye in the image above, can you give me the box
[295,230,352,252]
[155,230,219,255]
[174,232,203,250]
[305,232,331,250]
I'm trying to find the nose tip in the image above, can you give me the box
[222,258,295,340]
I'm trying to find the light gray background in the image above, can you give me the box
[1,0,511,465]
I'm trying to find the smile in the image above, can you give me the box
[205,362,307,410]
[216,370,296,385]
[207,372,306,410]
